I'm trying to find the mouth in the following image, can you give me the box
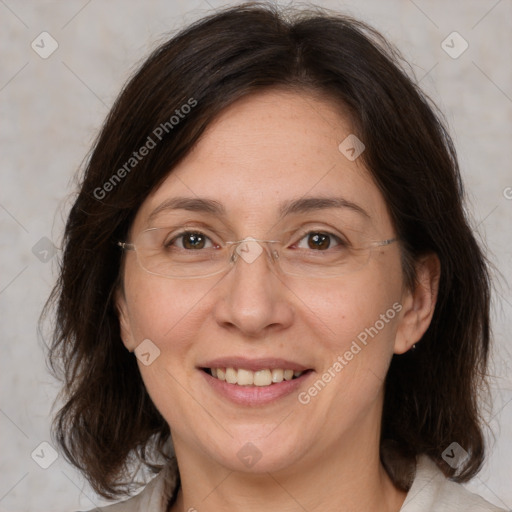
[197,357,314,405]
[201,367,311,387]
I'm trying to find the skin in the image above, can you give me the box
[117,89,440,512]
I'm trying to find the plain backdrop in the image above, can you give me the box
[0,1,511,511]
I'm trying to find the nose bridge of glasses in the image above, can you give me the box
[227,237,280,267]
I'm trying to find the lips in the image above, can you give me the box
[198,357,310,373]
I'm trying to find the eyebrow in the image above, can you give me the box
[147,195,370,224]
[147,197,226,224]
[278,196,370,220]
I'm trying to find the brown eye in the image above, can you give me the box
[296,232,342,251]
[183,232,206,249]
[169,231,214,250]
[307,233,330,250]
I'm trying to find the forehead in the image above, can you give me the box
[133,89,393,234]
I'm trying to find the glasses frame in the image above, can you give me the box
[118,229,397,280]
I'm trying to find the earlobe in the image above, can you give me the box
[394,253,440,354]
[115,288,136,352]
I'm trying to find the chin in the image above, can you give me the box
[202,427,309,474]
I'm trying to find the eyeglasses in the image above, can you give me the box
[118,227,397,279]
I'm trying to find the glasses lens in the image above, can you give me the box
[277,244,372,277]
[135,228,228,278]
[131,227,392,279]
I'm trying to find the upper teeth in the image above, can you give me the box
[210,368,304,386]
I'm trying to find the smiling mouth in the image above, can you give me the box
[201,367,311,387]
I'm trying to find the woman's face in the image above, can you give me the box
[117,89,425,474]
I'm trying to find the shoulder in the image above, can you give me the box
[81,459,179,512]
[402,455,507,512]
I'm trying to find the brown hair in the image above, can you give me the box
[43,2,492,499]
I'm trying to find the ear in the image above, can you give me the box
[115,288,137,352]
[394,253,440,354]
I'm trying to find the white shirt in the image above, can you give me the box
[91,455,506,511]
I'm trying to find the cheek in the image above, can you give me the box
[302,265,402,350]
[122,267,214,425]
[297,263,402,400]
[122,258,213,347]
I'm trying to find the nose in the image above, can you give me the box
[212,239,294,337]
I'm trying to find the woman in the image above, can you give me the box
[45,3,506,511]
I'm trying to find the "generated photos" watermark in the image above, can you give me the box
[93,97,197,200]
[298,302,402,404]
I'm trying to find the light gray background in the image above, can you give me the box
[0,1,511,511]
